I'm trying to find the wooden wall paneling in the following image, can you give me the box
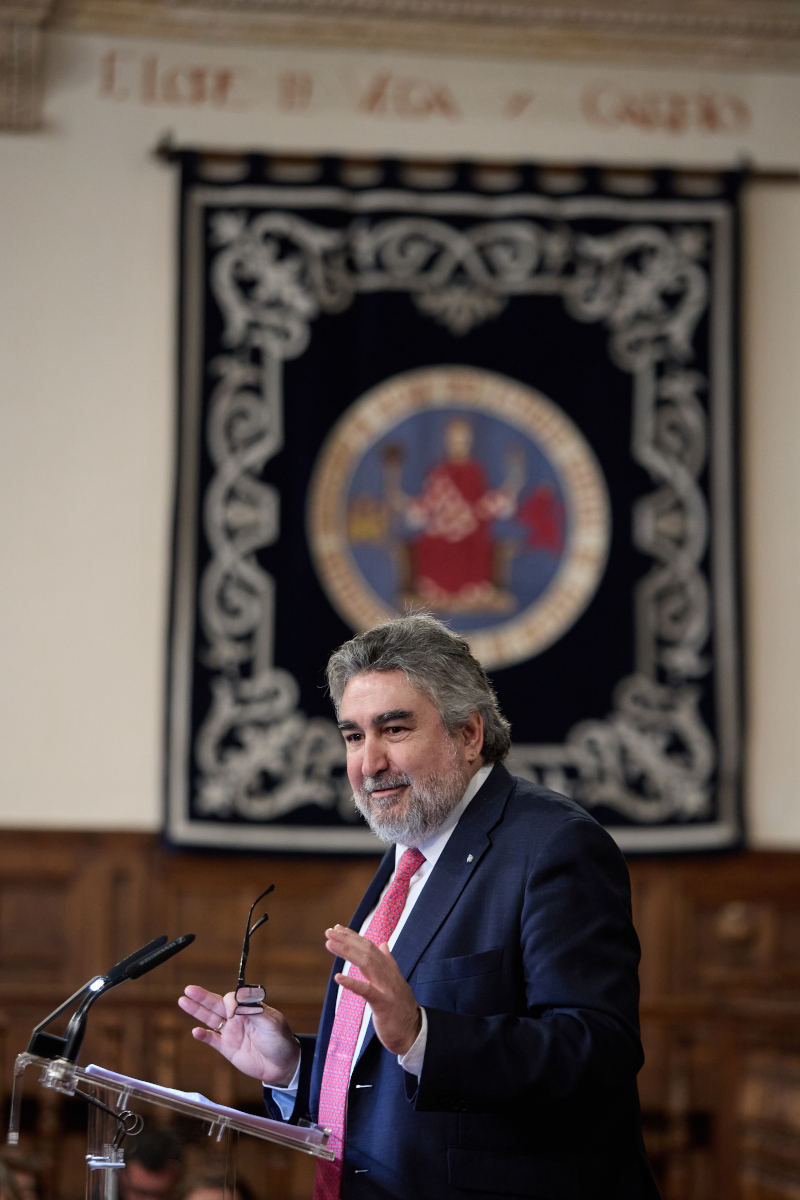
[0,842,78,993]
[0,832,154,995]
[737,1018,800,1200]
[680,1019,720,1200]
[662,1031,693,1200]
[637,1013,717,1200]
[631,863,684,1190]
[671,855,800,999]
[101,837,153,975]
[69,842,112,989]
[630,864,678,1002]
[1,834,800,1200]
[625,855,800,1198]
[717,1015,745,1200]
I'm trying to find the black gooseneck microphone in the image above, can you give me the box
[106,936,170,983]
[123,935,195,980]
[28,934,195,1062]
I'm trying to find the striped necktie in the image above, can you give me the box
[313,847,426,1200]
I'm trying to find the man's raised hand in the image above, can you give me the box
[178,985,300,1087]
[325,925,422,1057]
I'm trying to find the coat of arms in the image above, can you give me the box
[308,366,610,670]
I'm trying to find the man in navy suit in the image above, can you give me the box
[179,615,659,1199]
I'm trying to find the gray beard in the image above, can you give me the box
[354,751,471,848]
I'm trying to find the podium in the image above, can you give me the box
[7,1052,333,1200]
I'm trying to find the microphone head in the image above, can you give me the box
[125,934,196,980]
[106,936,169,984]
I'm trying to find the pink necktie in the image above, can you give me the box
[313,847,426,1200]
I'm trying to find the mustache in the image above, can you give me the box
[359,774,412,807]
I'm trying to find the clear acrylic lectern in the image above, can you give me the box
[8,1053,333,1200]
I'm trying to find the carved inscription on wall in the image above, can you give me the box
[96,47,752,138]
[582,84,751,135]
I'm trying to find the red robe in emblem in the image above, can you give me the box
[407,461,512,603]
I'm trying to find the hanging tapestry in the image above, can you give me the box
[165,154,743,854]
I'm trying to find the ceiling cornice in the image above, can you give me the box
[47,0,800,69]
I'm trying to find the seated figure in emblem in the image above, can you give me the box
[382,418,525,614]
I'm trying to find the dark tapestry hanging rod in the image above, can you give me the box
[153,133,800,188]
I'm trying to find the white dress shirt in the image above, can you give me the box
[271,764,493,1117]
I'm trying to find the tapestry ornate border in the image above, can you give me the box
[165,156,743,854]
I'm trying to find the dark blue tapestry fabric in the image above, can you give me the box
[166,155,743,854]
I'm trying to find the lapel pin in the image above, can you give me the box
[467,854,474,863]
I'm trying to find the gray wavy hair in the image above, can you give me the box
[326,614,511,763]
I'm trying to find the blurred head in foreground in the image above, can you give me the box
[0,1163,22,1200]
[119,1130,183,1200]
[0,1151,39,1200]
[177,1171,255,1200]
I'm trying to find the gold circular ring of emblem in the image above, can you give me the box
[307,366,611,671]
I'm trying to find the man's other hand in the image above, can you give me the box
[325,925,422,1056]
[178,985,301,1087]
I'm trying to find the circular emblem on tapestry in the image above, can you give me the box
[307,366,611,670]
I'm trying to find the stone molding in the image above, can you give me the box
[48,0,800,69]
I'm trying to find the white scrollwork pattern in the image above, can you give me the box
[196,204,717,826]
[196,212,354,822]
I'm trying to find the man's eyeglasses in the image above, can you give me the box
[234,884,274,1016]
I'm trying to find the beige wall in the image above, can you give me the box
[743,184,800,845]
[0,31,798,840]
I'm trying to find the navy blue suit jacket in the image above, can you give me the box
[266,764,659,1200]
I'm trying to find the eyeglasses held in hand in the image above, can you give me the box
[234,884,274,1016]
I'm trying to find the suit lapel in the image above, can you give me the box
[390,814,490,980]
[354,763,515,1065]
